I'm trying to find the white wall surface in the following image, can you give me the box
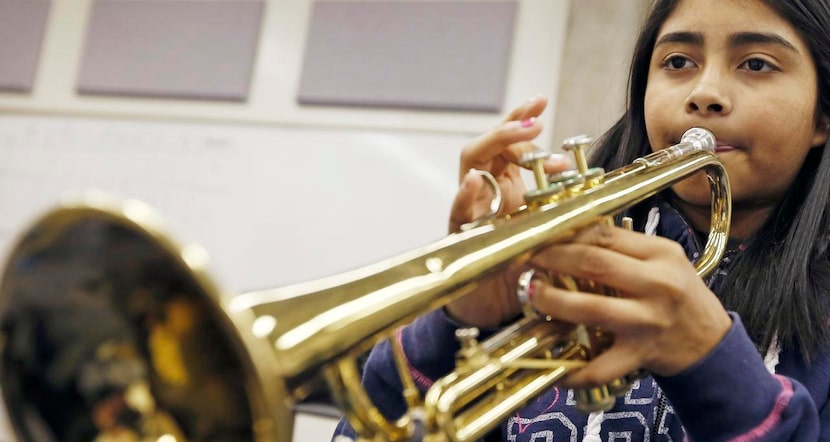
[0,1,569,440]
[1,0,568,144]
[0,0,648,440]
[0,0,572,282]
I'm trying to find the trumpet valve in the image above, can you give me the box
[607,367,650,397]
[455,327,480,349]
[606,376,634,397]
[561,135,605,189]
[520,150,553,189]
[575,385,616,413]
[455,327,488,367]
[520,150,565,206]
[561,135,592,175]
[547,169,585,196]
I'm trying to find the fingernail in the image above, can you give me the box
[527,281,536,300]
[507,118,538,130]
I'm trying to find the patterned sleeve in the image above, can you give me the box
[330,308,468,440]
[655,314,820,441]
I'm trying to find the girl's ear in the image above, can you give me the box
[814,114,830,147]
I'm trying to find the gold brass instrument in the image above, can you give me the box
[0,128,729,442]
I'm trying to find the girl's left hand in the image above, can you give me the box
[527,222,733,387]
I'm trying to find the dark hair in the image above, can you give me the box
[590,0,830,360]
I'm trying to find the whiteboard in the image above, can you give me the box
[0,114,466,294]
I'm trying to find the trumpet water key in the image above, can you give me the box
[0,128,729,442]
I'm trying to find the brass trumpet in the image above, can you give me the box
[0,128,729,442]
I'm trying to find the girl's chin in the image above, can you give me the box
[670,177,717,208]
[670,194,715,210]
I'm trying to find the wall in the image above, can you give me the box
[0,0,650,440]
[552,0,652,145]
[0,0,570,291]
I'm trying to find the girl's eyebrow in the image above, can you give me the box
[654,31,702,48]
[655,31,799,54]
[730,32,799,54]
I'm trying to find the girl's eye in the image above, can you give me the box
[662,55,695,70]
[740,58,776,73]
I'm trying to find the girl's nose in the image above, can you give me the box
[685,73,731,116]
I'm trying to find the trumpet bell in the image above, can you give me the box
[0,203,284,441]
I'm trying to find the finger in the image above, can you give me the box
[532,226,690,297]
[460,96,549,176]
[542,153,573,174]
[499,141,573,171]
[531,223,682,272]
[529,281,651,329]
[567,223,679,261]
[504,95,548,122]
[559,345,643,389]
[499,142,573,175]
[448,170,488,233]
[461,119,545,174]
[532,243,664,297]
[502,140,541,163]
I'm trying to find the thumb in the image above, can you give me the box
[448,169,489,233]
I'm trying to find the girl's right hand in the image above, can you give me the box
[444,96,572,328]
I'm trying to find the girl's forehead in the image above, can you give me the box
[660,0,796,38]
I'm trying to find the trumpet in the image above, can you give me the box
[0,128,729,442]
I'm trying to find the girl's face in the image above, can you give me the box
[644,0,829,237]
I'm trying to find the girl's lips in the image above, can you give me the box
[715,140,738,152]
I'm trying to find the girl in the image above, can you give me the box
[335,0,830,440]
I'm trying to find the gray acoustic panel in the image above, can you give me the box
[0,0,51,93]
[78,0,264,101]
[298,0,518,112]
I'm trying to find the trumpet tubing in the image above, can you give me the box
[0,129,729,442]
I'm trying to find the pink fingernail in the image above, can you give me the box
[520,118,535,128]
[527,281,536,300]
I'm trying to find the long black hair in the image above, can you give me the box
[589,0,830,360]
